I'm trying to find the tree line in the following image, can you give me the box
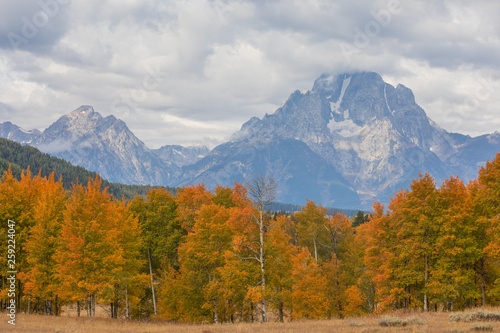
[0,138,170,199]
[1,153,500,322]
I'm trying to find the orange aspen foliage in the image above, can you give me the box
[294,200,328,263]
[18,173,66,312]
[290,248,328,320]
[55,176,123,314]
[0,167,46,303]
[175,184,214,232]
[344,285,365,317]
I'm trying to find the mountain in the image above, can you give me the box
[0,106,177,185]
[1,72,498,208]
[0,122,41,144]
[175,137,360,207]
[175,72,500,207]
[153,145,210,167]
[0,106,210,187]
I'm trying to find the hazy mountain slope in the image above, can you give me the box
[176,137,360,207]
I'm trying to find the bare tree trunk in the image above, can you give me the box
[148,248,157,315]
[87,296,91,317]
[260,208,267,323]
[213,298,218,324]
[481,259,486,307]
[77,301,80,317]
[246,176,276,324]
[125,289,130,320]
[313,237,318,264]
[113,288,119,319]
[250,302,254,323]
[424,254,428,312]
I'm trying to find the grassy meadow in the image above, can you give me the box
[3,309,500,332]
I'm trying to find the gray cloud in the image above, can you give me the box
[1,0,499,148]
[0,0,70,53]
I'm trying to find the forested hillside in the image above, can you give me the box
[266,201,361,217]
[0,138,173,199]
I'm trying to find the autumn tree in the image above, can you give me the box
[129,187,183,316]
[243,176,276,322]
[181,203,233,322]
[322,212,356,317]
[430,176,482,310]
[290,248,328,319]
[129,187,182,270]
[394,173,438,311]
[106,200,145,319]
[175,184,214,232]
[474,153,500,305]
[294,200,328,263]
[263,215,295,322]
[55,176,143,317]
[358,198,402,312]
[158,184,247,323]
[18,173,66,315]
[0,167,45,309]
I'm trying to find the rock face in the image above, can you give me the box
[175,72,500,207]
[1,72,498,208]
[175,137,360,207]
[0,122,41,144]
[153,145,210,167]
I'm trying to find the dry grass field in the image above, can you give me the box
[2,309,500,332]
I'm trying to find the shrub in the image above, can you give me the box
[469,323,494,331]
[406,315,427,325]
[347,321,365,327]
[450,311,500,323]
[450,313,471,322]
[478,311,500,321]
[378,316,407,327]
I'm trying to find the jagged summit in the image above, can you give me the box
[73,105,95,113]
[66,105,98,119]
[179,71,499,206]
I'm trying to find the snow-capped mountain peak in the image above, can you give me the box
[180,71,499,207]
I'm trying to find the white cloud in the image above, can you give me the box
[0,0,499,148]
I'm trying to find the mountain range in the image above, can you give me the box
[1,72,498,208]
[0,105,208,187]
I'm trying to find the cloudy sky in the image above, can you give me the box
[0,0,499,148]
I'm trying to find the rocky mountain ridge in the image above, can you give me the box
[176,72,499,206]
[1,72,498,208]
[0,105,208,186]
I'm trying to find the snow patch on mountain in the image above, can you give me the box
[328,112,364,137]
[384,84,393,114]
